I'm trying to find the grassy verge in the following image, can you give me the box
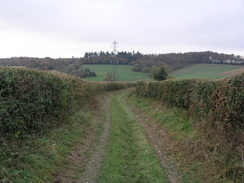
[0,109,91,183]
[0,94,108,183]
[128,95,201,182]
[130,95,194,140]
[98,92,169,183]
[128,93,241,182]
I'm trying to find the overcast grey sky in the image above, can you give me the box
[0,0,244,58]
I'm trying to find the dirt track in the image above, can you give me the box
[123,96,182,183]
[53,92,182,183]
[78,99,111,183]
[52,97,111,183]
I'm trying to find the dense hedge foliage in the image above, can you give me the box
[0,67,132,137]
[136,73,244,127]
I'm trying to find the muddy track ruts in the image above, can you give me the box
[123,96,182,183]
[77,99,111,183]
[52,98,111,183]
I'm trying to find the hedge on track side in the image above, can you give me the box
[136,73,244,127]
[0,67,131,137]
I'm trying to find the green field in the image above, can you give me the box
[83,64,244,81]
[83,65,149,81]
[172,64,244,79]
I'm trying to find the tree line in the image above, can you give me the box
[132,51,244,72]
[83,51,143,64]
[0,57,96,78]
[0,51,243,78]
[83,51,244,73]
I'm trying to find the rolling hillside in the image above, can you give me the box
[83,64,149,81]
[172,64,244,79]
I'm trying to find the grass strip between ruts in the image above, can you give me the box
[98,92,169,183]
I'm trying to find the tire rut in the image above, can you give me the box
[122,96,182,183]
[52,97,111,183]
[78,99,111,183]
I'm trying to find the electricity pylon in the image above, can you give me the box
[111,41,118,81]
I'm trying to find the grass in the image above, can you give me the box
[98,92,169,183]
[0,108,96,183]
[129,95,194,145]
[128,95,208,182]
[172,64,244,79]
[128,93,238,183]
[83,64,149,81]
[83,64,244,81]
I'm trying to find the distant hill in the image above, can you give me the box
[172,64,244,79]
[132,51,244,72]
[1,51,243,78]
[0,57,96,78]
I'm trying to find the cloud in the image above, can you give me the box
[0,0,244,57]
